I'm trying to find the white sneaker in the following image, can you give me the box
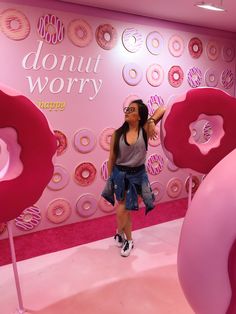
[114,232,125,247]
[121,240,134,257]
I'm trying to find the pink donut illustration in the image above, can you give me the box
[37,13,65,45]
[122,63,143,86]
[98,196,116,213]
[166,177,183,198]
[187,67,202,88]
[122,27,143,53]
[67,19,92,47]
[99,127,115,151]
[15,206,41,231]
[147,94,164,116]
[101,160,109,181]
[221,69,234,89]
[74,162,96,186]
[150,181,164,204]
[168,65,184,87]
[222,43,235,62]
[146,31,164,55]
[185,175,200,194]
[74,129,96,153]
[188,37,203,59]
[54,130,67,156]
[95,23,117,50]
[76,194,97,218]
[47,198,71,224]
[47,165,70,191]
[0,9,30,40]
[146,153,164,176]
[146,64,164,87]
[168,35,184,57]
[205,68,219,87]
[206,41,219,61]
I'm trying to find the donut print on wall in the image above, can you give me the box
[47,198,72,224]
[146,153,164,175]
[37,14,65,44]
[188,37,203,59]
[146,64,164,87]
[74,162,97,186]
[147,95,165,116]
[74,129,97,153]
[67,19,93,47]
[166,177,183,198]
[0,9,30,40]
[15,206,41,231]
[221,69,234,89]
[205,68,219,87]
[54,130,67,156]
[206,41,219,61]
[96,23,117,50]
[122,27,143,53]
[99,127,115,151]
[76,194,97,218]
[222,44,235,62]
[187,67,202,88]
[168,65,184,87]
[47,165,70,191]
[122,63,143,86]
[168,34,184,57]
[146,31,164,55]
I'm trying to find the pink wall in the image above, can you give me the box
[0,0,235,238]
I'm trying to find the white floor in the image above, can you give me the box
[0,218,193,314]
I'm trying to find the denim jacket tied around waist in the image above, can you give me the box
[101,165,155,214]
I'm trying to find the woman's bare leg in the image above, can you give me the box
[116,201,132,240]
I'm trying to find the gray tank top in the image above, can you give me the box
[116,129,147,167]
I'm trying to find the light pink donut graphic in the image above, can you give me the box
[222,44,235,62]
[146,31,164,55]
[98,196,116,213]
[122,63,143,86]
[47,165,70,191]
[0,9,30,40]
[221,69,234,89]
[122,27,143,53]
[166,177,183,198]
[47,198,71,224]
[146,64,164,87]
[99,127,115,151]
[188,37,203,59]
[168,35,184,57]
[187,67,202,88]
[37,14,65,44]
[147,95,164,116]
[206,41,219,61]
[54,130,67,156]
[168,65,184,87]
[74,129,96,153]
[74,162,96,186]
[15,206,41,231]
[178,149,236,314]
[67,19,92,47]
[205,68,219,87]
[150,181,164,203]
[96,24,117,50]
[146,153,164,175]
[101,160,109,181]
[76,194,97,218]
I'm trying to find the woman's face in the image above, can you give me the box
[124,103,140,123]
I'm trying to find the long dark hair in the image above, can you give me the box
[113,99,148,157]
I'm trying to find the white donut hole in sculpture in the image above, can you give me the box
[0,127,23,181]
[189,114,224,155]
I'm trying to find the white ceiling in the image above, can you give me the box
[59,0,236,33]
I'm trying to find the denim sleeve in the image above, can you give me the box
[101,176,115,206]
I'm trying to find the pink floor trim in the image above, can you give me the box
[0,198,187,266]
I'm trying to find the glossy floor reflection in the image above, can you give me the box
[1,218,193,314]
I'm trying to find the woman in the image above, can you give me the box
[102,99,165,257]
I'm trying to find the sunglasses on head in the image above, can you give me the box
[123,107,136,113]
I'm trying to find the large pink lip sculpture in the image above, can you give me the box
[178,148,236,314]
[0,84,57,223]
